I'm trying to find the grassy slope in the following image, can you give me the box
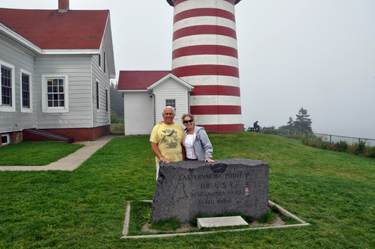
[0,133,374,248]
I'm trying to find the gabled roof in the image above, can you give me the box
[148,74,194,91]
[0,8,109,50]
[166,0,242,6]
[118,71,173,91]
[118,70,193,92]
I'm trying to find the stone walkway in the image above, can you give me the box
[0,134,120,171]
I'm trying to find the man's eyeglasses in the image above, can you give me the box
[183,119,194,124]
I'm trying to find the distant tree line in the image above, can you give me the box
[110,82,124,124]
[244,107,313,133]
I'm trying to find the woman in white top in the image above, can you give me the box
[182,114,214,163]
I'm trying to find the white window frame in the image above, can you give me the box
[20,69,33,113]
[0,60,16,112]
[96,80,100,112]
[1,134,10,146]
[103,51,106,73]
[105,87,109,113]
[166,99,176,113]
[42,74,69,113]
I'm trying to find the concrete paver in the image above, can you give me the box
[197,216,248,229]
[0,134,120,171]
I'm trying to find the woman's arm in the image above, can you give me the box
[182,144,186,161]
[198,129,214,162]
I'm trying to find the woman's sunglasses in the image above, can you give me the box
[183,119,194,124]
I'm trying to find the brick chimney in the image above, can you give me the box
[58,0,69,13]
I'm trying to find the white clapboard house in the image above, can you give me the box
[0,0,115,146]
[117,71,193,136]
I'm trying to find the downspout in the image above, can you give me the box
[188,88,193,113]
[148,91,156,125]
[122,92,125,134]
[188,91,191,113]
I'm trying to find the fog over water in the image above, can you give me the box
[2,0,374,139]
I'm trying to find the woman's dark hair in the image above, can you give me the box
[182,113,194,121]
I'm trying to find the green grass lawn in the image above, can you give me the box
[0,133,374,248]
[0,141,84,166]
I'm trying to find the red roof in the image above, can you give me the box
[0,8,109,49]
[118,71,173,90]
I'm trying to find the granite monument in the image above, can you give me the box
[151,158,269,224]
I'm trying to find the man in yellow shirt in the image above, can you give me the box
[150,106,185,180]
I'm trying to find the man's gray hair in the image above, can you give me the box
[163,106,175,114]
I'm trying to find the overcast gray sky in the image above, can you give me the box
[1,0,374,139]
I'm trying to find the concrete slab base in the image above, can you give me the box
[198,216,248,229]
[121,200,310,239]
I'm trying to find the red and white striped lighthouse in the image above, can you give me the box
[167,0,242,132]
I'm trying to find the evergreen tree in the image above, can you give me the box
[287,117,294,128]
[279,117,295,131]
[294,107,312,132]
